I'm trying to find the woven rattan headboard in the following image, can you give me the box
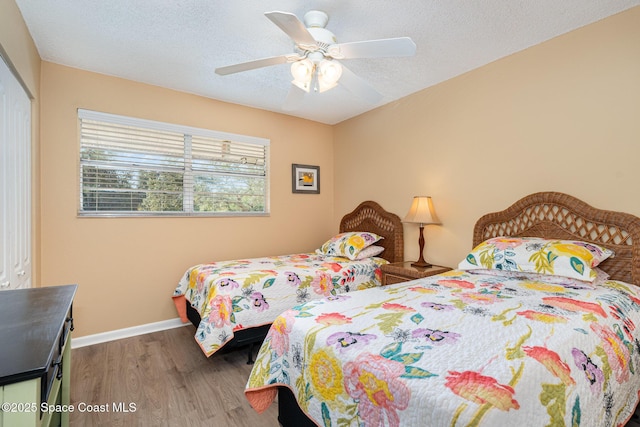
[473,192,640,285]
[340,201,404,263]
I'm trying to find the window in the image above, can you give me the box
[78,109,269,216]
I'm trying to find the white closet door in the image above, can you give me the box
[0,55,31,290]
[0,61,8,289]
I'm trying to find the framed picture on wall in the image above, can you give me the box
[292,164,320,194]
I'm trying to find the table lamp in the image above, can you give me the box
[403,196,441,268]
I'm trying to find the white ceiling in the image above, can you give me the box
[15,0,640,125]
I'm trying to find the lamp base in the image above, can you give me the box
[411,260,433,269]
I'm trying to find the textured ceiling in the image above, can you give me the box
[15,0,640,124]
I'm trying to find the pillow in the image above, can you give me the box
[316,232,383,260]
[458,236,614,282]
[354,245,385,260]
[467,267,610,289]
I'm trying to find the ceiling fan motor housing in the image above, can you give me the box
[302,10,336,53]
[307,27,337,51]
[303,10,329,28]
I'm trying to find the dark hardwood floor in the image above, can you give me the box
[70,325,279,426]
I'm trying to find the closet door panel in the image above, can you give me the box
[11,91,31,289]
[0,70,9,290]
[0,56,31,290]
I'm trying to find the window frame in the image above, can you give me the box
[77,109,270,217]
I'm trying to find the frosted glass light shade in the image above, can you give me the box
[319,60,342,84]
[291,58,344,94]
[291,59,313,83]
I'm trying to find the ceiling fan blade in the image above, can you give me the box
[339,64,383,104]
[329,37,416,59]
[282,84,306,111]
[215,55,294,75]
[265,11,318,50]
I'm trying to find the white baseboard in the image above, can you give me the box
[71,317,189,349]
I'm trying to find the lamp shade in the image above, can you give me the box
[403,196,441,225]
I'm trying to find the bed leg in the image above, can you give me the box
[247,343,255,365]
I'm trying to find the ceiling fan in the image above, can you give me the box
[215,10,417,109]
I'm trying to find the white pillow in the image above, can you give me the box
[354,245,385,260]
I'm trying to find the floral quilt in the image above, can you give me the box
[173,253,386,357]
[245,270,640,427]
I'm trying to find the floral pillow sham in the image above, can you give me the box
[316,232,383,260]
[466,267,610,289]
[458,236,614,282]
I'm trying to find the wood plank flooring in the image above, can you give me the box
[69,325,279,426]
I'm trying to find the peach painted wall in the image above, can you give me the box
[334,7,640,270]
[39,62,334,337]
[0,0,40,94]
[5,0,640,339]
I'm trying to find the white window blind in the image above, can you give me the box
[78,109,269,216]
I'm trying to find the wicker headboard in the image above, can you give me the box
[340,201,404,263]
[473,192,640,285]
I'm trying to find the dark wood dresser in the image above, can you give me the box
[0,284,77,427]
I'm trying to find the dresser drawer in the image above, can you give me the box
[41,322,71,427]
[42,310,72,406]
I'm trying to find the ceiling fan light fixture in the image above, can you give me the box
[316,60,342,93]
[319,60,342,85]
[217,10,416,107]
[291,59,313,83]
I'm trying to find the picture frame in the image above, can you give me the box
[291,164,320,194]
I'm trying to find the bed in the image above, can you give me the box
[172,200,404,362]
[244,191,640,427]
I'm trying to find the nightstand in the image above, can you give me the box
[381,262,451,285]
